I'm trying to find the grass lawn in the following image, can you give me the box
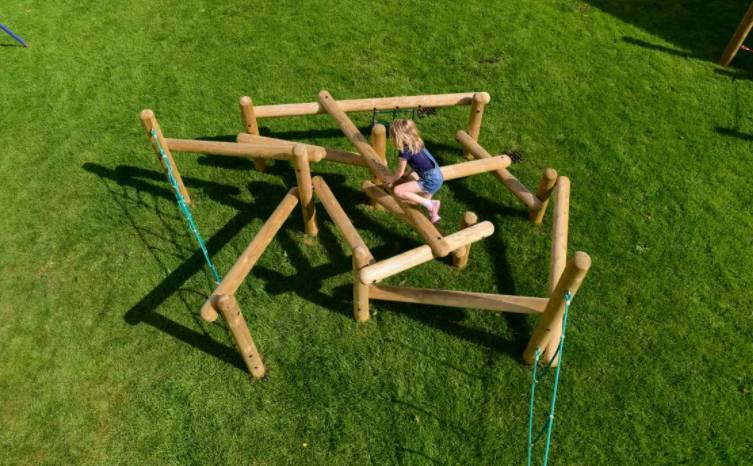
[2,0,752,464]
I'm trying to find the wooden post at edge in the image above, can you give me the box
[140,109,192,205]
[211,294,267,380]
[523,252,591,367]
[720,1,753,66]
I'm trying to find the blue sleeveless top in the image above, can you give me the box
[399,147,438,176]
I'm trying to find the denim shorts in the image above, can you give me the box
[418,167,444,195]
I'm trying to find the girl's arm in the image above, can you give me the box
[386,158,408,185]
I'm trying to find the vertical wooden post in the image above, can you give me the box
[240,96,267,172]
[211,294,266,380]
[523,252,591,367]
[369,124,387,209]
[352,246,371,322]
[139,109,192,205]
[548,177,570,295]
[292,145,318,236]
[720,1,753,66]
[452,211,478,269]
[464,92,491,160]
[529,168,558,224]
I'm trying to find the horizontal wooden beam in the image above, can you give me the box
[200,188,300,322]
[236,132,367,167]
[166,137,325,161]
[369,285,547,314]
[440,155,511,181]
[235,133,326,161]
[320,148,369,167]
[359,221,494,284]
[455,130,541,211]
[253,92,489,118]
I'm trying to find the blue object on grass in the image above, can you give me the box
[0,23,29,47]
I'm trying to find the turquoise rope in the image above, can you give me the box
[526,290,574,466]
[149,129,222,286]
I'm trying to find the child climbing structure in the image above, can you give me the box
[139,89,592,381]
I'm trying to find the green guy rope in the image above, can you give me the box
[527,290,574,466]
[149,129,222,286]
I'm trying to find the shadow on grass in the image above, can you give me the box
[714,67,753,82]
[83,162,296,371]
[83,156,538,370]
[622,36,692,59]
[583,0,751,64]
[715,126,753,141]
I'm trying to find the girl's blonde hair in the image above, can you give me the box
[390,119,425,154]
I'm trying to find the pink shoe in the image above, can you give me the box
[427,200,441,224]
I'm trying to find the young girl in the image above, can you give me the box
[385,119,444,223]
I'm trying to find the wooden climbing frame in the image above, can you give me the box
[139,89,591,381]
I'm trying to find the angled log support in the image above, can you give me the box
[529,168,559,225]
[240,96,266,171]
[211,294,266,380]
[201,188,300,322]
[524,252,591,367]
[362,180,407,219]
[455,130,541,211]
[140,109,192,205]
[312,176,374,262]
[318,90,449,257]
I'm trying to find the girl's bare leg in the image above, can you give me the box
[394,181,431,206]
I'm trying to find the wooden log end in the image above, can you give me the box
[318,90,332,100]
[543,167,558,183]
[211,293,235,312]
[140,108,155,121]
[473,92,491,104]
[293,144,307,159]
[572,251,592,273]
[371,123,386,135]
[353,245,373,265]
[201,300,220,322]
[240,95,252,106]
[463,211,479,226]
